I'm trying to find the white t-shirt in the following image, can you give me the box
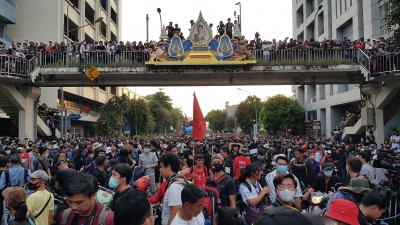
[161,182,185,225]
[390,135,400,149]
[170,211,205,225]
[265,170,303,203]
[239,181,262,205]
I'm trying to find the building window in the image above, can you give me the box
[101,21,107,38]
[0,25,4,39]
[85,33,94,44]
[111,7,118,25]
[111,31,117,41]
[70,0,80,10]
[101,0,108,13]
[85,2,95,24]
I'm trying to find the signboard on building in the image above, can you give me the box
[304,121,315,138]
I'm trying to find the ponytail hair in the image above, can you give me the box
[14,201,28,222]
[238,163,260,183]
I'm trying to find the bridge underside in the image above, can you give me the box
[33,65,364,87]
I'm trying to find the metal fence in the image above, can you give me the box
[252,48,360,63]
[40,51,151,67]
[357,49,400,78]
[0,54,39,78]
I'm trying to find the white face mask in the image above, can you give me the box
[21,159,27,164]
[277,189,295,203]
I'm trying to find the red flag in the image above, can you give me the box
[185,113,188,123]
[192,92,206,140]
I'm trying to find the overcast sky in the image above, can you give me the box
[121,0,293,116]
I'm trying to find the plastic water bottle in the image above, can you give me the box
[217,199,222,208]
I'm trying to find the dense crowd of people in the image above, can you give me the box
[1,21,399,74]
[0,130,399,225]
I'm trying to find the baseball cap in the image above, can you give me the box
[255,206,324,225]
[325,199,360,225]
[56,160,67,167]
[322,163,334,171]
[143,143,151,147]
[340,177,371,194]
[28,170,49,181]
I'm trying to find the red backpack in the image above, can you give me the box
[203,174,228,221]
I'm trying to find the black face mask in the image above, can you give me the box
[27,182,40,191]
[211,163,224,172]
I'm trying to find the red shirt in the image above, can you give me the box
[188,166,208,189]
[233,156,251,180]
[149,180,168,204]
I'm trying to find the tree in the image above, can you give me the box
[205,110,227,132]
[144,90,173,110]
[384,0,400,43]
[125,98,154,134]
[225,116,236,132]
[259,94,304,133]
[95,94,131,136]
[234,95,262,133]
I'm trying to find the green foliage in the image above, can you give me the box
[125,98,154,134]
[259,94,304,133]
[225,116,236,132]
[145,90,173,110]
[384,0,400,43]
[234,95,262,133]
[205,110,228,132]
[95,94,131,136]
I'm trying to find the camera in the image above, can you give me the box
[373,148,400,173]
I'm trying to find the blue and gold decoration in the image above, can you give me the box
[146,11,256,66]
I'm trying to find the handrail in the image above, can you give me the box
[0,54,39,78]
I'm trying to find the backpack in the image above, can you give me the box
[3,167,29,189]
[133,166,146,181]
[60,205,111,225]
[203,174,228,221]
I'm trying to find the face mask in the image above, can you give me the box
[83,42,86,45]
[211,163,224,172]
[21,159,27,164]
[259,156,265,159]
[277,189,295,202]
[108,177,119,189]
[324,170,333,177]
[90,154,94,158]
[277,165,287,174]
[27,182,40,191]
[144,148,150,153]
[5,150,11,155]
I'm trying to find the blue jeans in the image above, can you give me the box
[263,55,270,62]
[2,199,9,225]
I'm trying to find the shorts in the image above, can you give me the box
[149,175,157,193]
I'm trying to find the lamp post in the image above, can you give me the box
[157,8,162,33]
[146,14,149,43]
[60,16,103,139]
[237,88,258,135]
[235,2,241,33]
[313,3,323,38]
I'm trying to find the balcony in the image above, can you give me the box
[0,0,17,24]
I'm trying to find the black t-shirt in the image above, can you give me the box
[56,168,78,195]
[110,186,134,211]
[92,168,107,186]
[312,175,342,193]
[184,148,202,167]
[204,154,212,169]
[225,22,233,33]
[96,45,106,51]
[166,26,174,37]
[206,174,236,207]
[224,157,233,176]
[106,152,118,160]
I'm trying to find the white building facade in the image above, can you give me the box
[292,0,400,142]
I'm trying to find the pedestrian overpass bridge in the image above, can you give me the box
[0,48,399,143]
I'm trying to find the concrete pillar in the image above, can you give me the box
[18,86,41,141]
[297,86,305,105]
[374,109,385,145]
[320,109,327,136]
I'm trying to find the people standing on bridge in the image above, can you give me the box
[225,18,234,39]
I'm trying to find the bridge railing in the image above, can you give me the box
[0,54,40,78]
[252,48,359,64]
[39,48,369,67]
[40,51,150,67]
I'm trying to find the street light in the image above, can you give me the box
[235,2,241,33]
[60,15,103,138]
[237,88,258,134]
[313,4,324,32]
[157,8,163,33]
